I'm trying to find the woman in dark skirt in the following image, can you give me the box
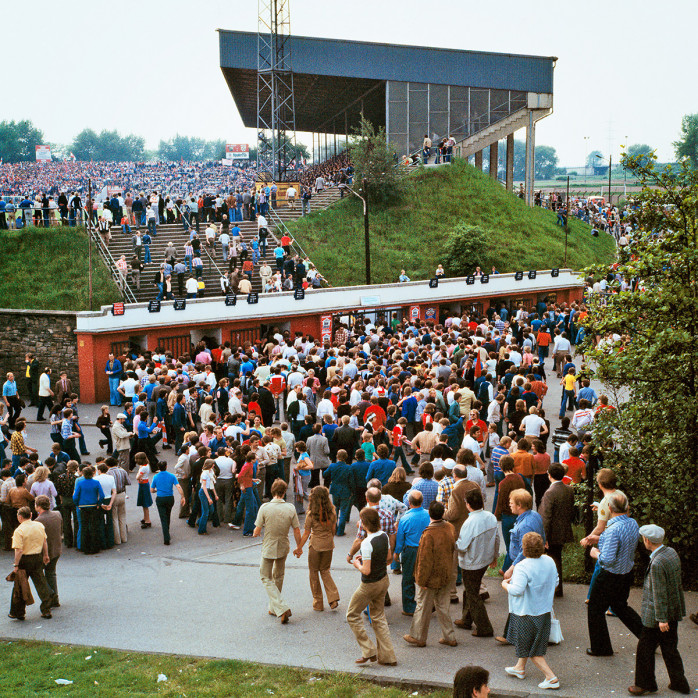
[135,452,153,529]
[501,531,560,691]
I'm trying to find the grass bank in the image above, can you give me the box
[287,159,616,286]
[0,226,120,311]
[0,640,451,697]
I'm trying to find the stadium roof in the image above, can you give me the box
[218,30,555,134]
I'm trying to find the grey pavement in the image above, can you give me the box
[3,363,696,697]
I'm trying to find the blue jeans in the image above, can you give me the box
[393,446,413,474]
[198,488,219,533]
[236,205,243,221]
[122,224,131,234]
[108,377,121,405]
[559,390,576,418]
[501,513,517,570]
[233,487,258,534]
[147,219,156,235]
[260,238,267,255]
[333,491,352,535]
[491,471,505,513]
[144,245,151,264]
[184,255,192,272]
[401,545,419,614]
[252,248,259,265]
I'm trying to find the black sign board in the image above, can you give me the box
[225,294,237,306]
[174,299,186,311]
[247,292,259,304]
[480,274,489,284]
[294,288,305,300]
[551,268,559,277]
[515,271,524,281]
[528,270,537,280]
[111,302,125,316]
[148,300,161,313]
[466,276,475,285]
[429,278,439,288]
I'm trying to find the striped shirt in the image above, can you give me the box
[490,446,509,476]
[108,466,131,494]
[61,418,75,441]
[598,514,639,575]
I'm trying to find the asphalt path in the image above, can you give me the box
[2,367,696,697]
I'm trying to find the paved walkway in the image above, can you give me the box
[3,368,696,697]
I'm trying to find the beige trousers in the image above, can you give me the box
[409,583,457,644]
[346,576,396,663]
[308,547,339,610]
[260,556,290,617]
[112,491,127,544]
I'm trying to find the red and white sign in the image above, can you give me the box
[320,314,332,344]
[35,145,51,162]
[410,305,420,321]
[226,143,249,160]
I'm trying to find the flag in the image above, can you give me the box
[474,351,482,379]
[69,152,76,161]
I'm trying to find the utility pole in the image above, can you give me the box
[88,178,93,311]
[362,177,370,285]
[608,154,612,207]
[564,175,570,267]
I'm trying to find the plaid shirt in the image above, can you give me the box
[436,475,454,504]
[10,431,26,456]
[405,477,439,509]
[357,503,396,540]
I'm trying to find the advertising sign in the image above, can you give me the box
[425,307,437,321]
[226,143,249,160]
[410,305,420,321]
[320,314,332,344]
[35,145,51,161]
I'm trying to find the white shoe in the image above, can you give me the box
[505,666,525,680]
[230,524,240,530]
[538,677,559,690]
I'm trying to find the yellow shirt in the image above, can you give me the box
[563,374,576,391]
[12,519,46,555]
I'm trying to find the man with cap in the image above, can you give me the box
[111,413,133,472]
[628,524,690,696]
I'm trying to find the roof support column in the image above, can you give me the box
[525,109,535,206]
[506,133,514,192]
[489,141,498,180]
[474,149,483,171]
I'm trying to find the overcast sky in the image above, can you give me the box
[5,0,694,165]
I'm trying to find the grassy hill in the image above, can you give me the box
[0,227,120,311]
[287,158,616,286]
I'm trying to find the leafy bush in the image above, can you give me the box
[443,223,491,277]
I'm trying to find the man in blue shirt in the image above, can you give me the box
[105,353,123,406]
[394,490,430,615]
[403,462,439,509]
[587,491,643,656]
[577,379,598,407]
[2,372,21,428]
[365,445,395,486]
[150,461,185,545]
[503,489,545,573]
[349,450,371,518]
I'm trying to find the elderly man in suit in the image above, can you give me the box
[539,462,575,597]
[306,423,331,489]
[54,372,74,407]
[628,524,690,696]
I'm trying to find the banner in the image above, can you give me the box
[320,314,332,344]
[226,143,249,160]
[409,305,421,322]
[220,158,233,167]
[35,145,51,162]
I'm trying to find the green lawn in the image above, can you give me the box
[0,640,450,697]
[287,159,616,286]
[0,226,120,310]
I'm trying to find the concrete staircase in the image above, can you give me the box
[104,189,341,303]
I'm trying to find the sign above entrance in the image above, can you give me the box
[360,295,381,306]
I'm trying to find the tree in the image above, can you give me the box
[535,145,560,179]
[0,120,45,162]
[348,117,402,204]
[673,113,698,168]
[71,129,145,161]
[626,143,654,167]
[157,135,227,161]
[586,150,603,169]
[442,224,491,277]
[581,152,698,584]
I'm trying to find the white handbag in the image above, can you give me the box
[549,608,563,644]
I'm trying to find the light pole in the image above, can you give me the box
[596,153,612,207]
[343,178,371,285]
[623,135,628,199]
[583,136,590,186]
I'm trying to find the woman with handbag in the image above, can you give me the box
[501,531,560,690]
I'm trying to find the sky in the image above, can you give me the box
[5,0,695,166]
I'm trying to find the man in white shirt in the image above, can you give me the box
[219,230,230,260]
[519,407,548,439]
[185,276,198,298]
[214,448,236,525]
[95,463,117,548]
[285,186,297,210]
[553,332,572,377]
[37,368,54,421]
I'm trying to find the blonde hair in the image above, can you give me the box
[34,466,50,483]
[509,488,532,510]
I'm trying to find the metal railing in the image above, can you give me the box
[172,201,227,280]
[81,206,138,304]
